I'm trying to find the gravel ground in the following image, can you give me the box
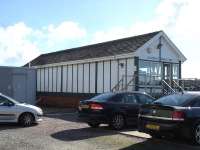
[0,112,199,150]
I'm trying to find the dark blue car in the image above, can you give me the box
[78,91,154,130]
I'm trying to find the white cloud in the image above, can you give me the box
[0,21,87,66]
[92,0,200,78]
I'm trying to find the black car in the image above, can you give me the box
[78,91,154,130]
[138,92,200,145]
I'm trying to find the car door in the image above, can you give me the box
[123,93,140,124]
[0,95,16,121]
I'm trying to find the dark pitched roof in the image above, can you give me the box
[26,31,161,66]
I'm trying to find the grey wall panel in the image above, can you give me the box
[89,63,96,93]
[37,69,40,91]
[0,67,36,104]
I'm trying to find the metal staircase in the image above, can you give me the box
[112,74,184,97]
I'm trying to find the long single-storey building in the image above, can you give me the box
[26,31,186,107]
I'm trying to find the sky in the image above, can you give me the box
[0,0,200,78]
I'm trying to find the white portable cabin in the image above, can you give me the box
[26,31,186,100]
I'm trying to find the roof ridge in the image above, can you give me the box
[42,30,162,56]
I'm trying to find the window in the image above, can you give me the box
[0,95,10,106]
[110,94,124,103]
[135,94,154,104]
[191,98,200,107]
[172,64,179,79]
[139,60,162,85]
[123,94,137,104]
[91,93,115,102]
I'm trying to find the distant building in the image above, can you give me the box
[26,31,186,107]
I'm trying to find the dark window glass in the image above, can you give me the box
[124,94,137,104]
[135,94,154,104]
[191,98,200,107]
[91,93,115,102]
[110,94,124,103]
[154,94,196,106]
[0,95,10,106]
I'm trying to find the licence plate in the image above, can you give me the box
[79,104,89,110]
[145,124,160,131]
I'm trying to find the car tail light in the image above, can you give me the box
[90,103,103,110]
[172,111,185,121]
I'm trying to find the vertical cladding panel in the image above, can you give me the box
[84,63,89,93]
[73,64,78,93]
[40,68,45,92]
[67,65,73,92]
[127,58,135,76]
[44,68,49,92]
[37,69,40,91]
[48,67,53,92]
[78,64,83,93]
[119,59,126,81]
[97,62,103,93]
[57,66,61,92]
[104,61,110,92]
[62,66,67,92]
[111,60,118,90]
[52,67,57,92]
[89,63,96,93]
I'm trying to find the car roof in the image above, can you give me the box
[111,91,149,95]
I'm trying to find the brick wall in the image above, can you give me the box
[36,92,97,108]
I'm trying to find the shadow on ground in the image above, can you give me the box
[51,126,117,141]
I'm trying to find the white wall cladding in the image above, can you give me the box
[48,67,53,92]
[89,63,96,93]
[104,61,111,92]
[62,66,67,92]
[44,68,49,92]
[36,57,135,94]
[52,67,57,92]
[67,65,73,92]
[72,64,77,92]
[84,63,89,93]
[78,64,83,93]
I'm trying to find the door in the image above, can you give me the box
[0,95,16,121]
[163,63,172,81]
[123,93,140,124]
[13,74,27,103]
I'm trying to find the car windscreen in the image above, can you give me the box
[91,93,115,102]
[154,94,197,106]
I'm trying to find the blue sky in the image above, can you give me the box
[0,0,200,78]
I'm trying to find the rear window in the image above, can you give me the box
[154,94,197,106]
[91,93,115,102]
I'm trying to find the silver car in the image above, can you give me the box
[0,93,43,127]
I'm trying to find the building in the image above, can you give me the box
[26,31,186,107]
[0,66,36,104]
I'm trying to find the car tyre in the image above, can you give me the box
[19,113,34,127]
[192,122,200,145]
[88,122,100,128]
[150,132,162,139]
[110,114,125,130]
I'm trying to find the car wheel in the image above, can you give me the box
[87,122,100,128]
[150,132,162,139]
[192,123,200,145]
[19,113,34,127]
[110,114,125,130]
